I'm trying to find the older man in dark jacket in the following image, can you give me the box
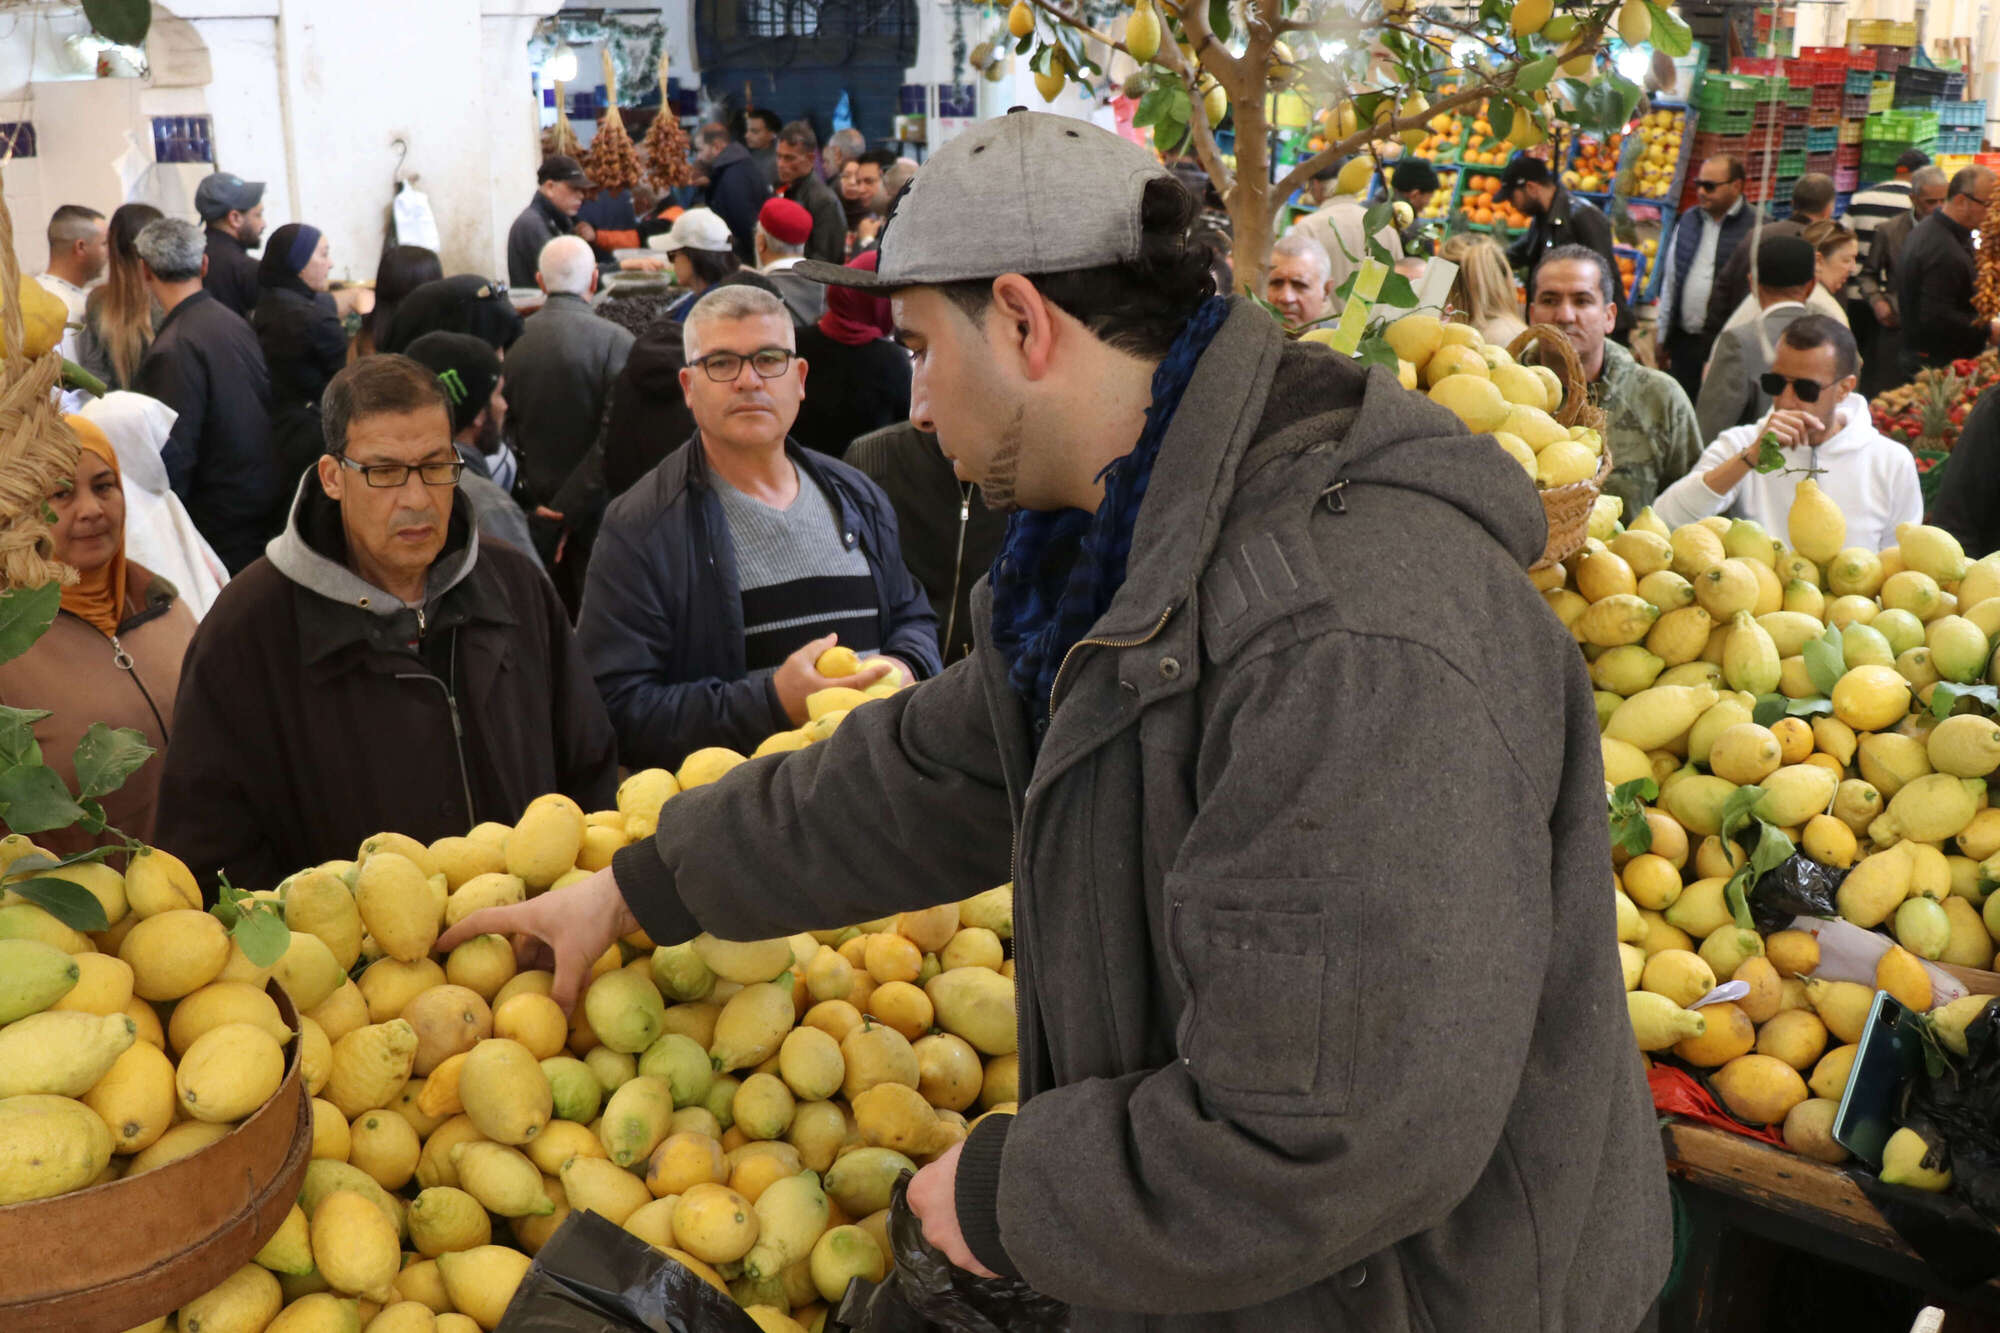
[450,113,1670,1333]
[1899,165,2000,374]
[506,235,636,612]
[696,123,772,263]
[131,217,280,574]
[576,283,940,769]
[156,355,617,894]
[508,156,589,288]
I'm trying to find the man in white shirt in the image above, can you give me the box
[1654,314,1921,550]
[37,205,107,363]
[1656,156,1754,404]
[1696,236,1818,443]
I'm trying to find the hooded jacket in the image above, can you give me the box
[577,435,942,770]
[1654,392,1923,549]
[608,300,1671,1331]
[0,564,194,856]
[702,142,773,264]
[601,319,698,502]
[153,475,618,893]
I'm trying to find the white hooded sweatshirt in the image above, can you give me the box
[1652,393,1923,552]
[77,392,229,620]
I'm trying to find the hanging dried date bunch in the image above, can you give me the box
[544,79,583,161]
[643,52,693,190]
[582,49,642,193]
[1977,196,2000,321]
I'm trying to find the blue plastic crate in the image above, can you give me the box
[1806,126,1838,152]
[1845,69,1875,94]
[1937,128,1984,153]
[1940,99,1987,127]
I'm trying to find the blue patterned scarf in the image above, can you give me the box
[989,296,1231,734]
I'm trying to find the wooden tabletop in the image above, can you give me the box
[1662,1120,1926,1260]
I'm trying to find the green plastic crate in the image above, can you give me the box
[1864,109,1939,141]
[1696,74,1759,111]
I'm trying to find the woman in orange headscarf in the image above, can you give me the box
[0,416,197,854]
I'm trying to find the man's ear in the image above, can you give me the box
[317,453,344,502]
[588,268,600,297]
[199,254,210,280]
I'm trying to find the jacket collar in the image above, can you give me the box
[1083,298,1287,641]
[157,287,217,334]
[541,291,591,312]
[530,191,573,231]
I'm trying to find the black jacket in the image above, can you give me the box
[1933,381,2000,556]
[846,423,1008,663]
[1707,216,1809,331]
[155,478,617,893]
[1899,211,1989,369]
[702,143,772,264]
[601,318,696,502]
[1509,189,1627,332]
[508,192,575,289]
[203,227,261,318]
[576,436,942,769]
[133,289,279,574]
[781,171,849,265]
[1659,201,1759,338]
[504,292,635,515]
[252,282,348,487]
[791,326,912,459]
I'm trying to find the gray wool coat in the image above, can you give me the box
[613,299,1672,1331]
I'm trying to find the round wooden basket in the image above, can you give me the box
[1509,323,1612,571]
[0,979,309,1333]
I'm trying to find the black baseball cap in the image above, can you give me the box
[1496,152,1553,204]
[538,155,589,186]
[1392,158,1440,194]
[194,172,264,221]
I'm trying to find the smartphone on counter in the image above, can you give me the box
[1833,990,1925,1169]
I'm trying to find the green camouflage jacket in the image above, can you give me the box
[1589,339,1705,517]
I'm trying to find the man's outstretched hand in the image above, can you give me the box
[437,865,639,1011]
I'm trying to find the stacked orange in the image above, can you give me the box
[1457,173,1532,231]
[1563,133,1624,195]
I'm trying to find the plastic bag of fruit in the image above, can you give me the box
[828,1175,1068,1332]
[495,1207,763,1332]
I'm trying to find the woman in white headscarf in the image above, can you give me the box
[76,392,228,619]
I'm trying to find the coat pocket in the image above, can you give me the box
[1168,876,1353,1109]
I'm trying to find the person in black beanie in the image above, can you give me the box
[400,331,540,562]
[381,275,525,356]
[1390,158,1440,257]
[1695,235,1820,443]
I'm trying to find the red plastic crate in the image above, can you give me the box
[1812,85,1843,110]
[1787,58,1845,87]
[1843,94,1871,117]
[1871,45,1910,72]
[1807,152,1836,173]
[1837,143,1861,167]
[1734,57,1783,77]
[1797,45,1873,69]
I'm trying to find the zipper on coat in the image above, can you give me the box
[943,484,973,660]
[1046,605,1177,719]
[87,616,171,740]
[394,630,475,825]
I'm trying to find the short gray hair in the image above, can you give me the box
[826,128,865,165]
[538,235,595,296]
[683,285,794,361]
[1269,232,1330,284]
[1949,165,1996,200]
[134,217,205,282]
[1911,165,1948,196]
[756,225,805,260]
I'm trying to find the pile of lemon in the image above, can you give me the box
[1562,481,2000,1189]
[0,656,1028,1333]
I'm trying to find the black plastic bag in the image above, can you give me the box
[1854,1005,2000,1288]
[829,1176,1069,1333]
[496,1208,763,1332]
[1747,853,1845,932]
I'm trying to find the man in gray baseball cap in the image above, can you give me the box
[193,170,266,318]
[443,109,1672,1333]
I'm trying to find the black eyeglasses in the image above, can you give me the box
[692,348,796,382]
[1759,372,1839,402]
[336,456,466,488]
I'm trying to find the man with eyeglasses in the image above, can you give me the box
[1654,314,1920,550]
[1655,154,1756,403]
[1897,166,2000,377]
[154,353,618,894]
[576,283,940,771]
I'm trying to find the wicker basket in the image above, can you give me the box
[1509,323,1612,570]
[0,980,309,1332]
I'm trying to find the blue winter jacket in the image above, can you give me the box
[576,434,942,769]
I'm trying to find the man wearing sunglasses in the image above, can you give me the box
[1897,165,2000,376]
[1654,314,1921,549]
[155,354,619,894]
[1655,154,1755,403]
[577,283,940,770]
